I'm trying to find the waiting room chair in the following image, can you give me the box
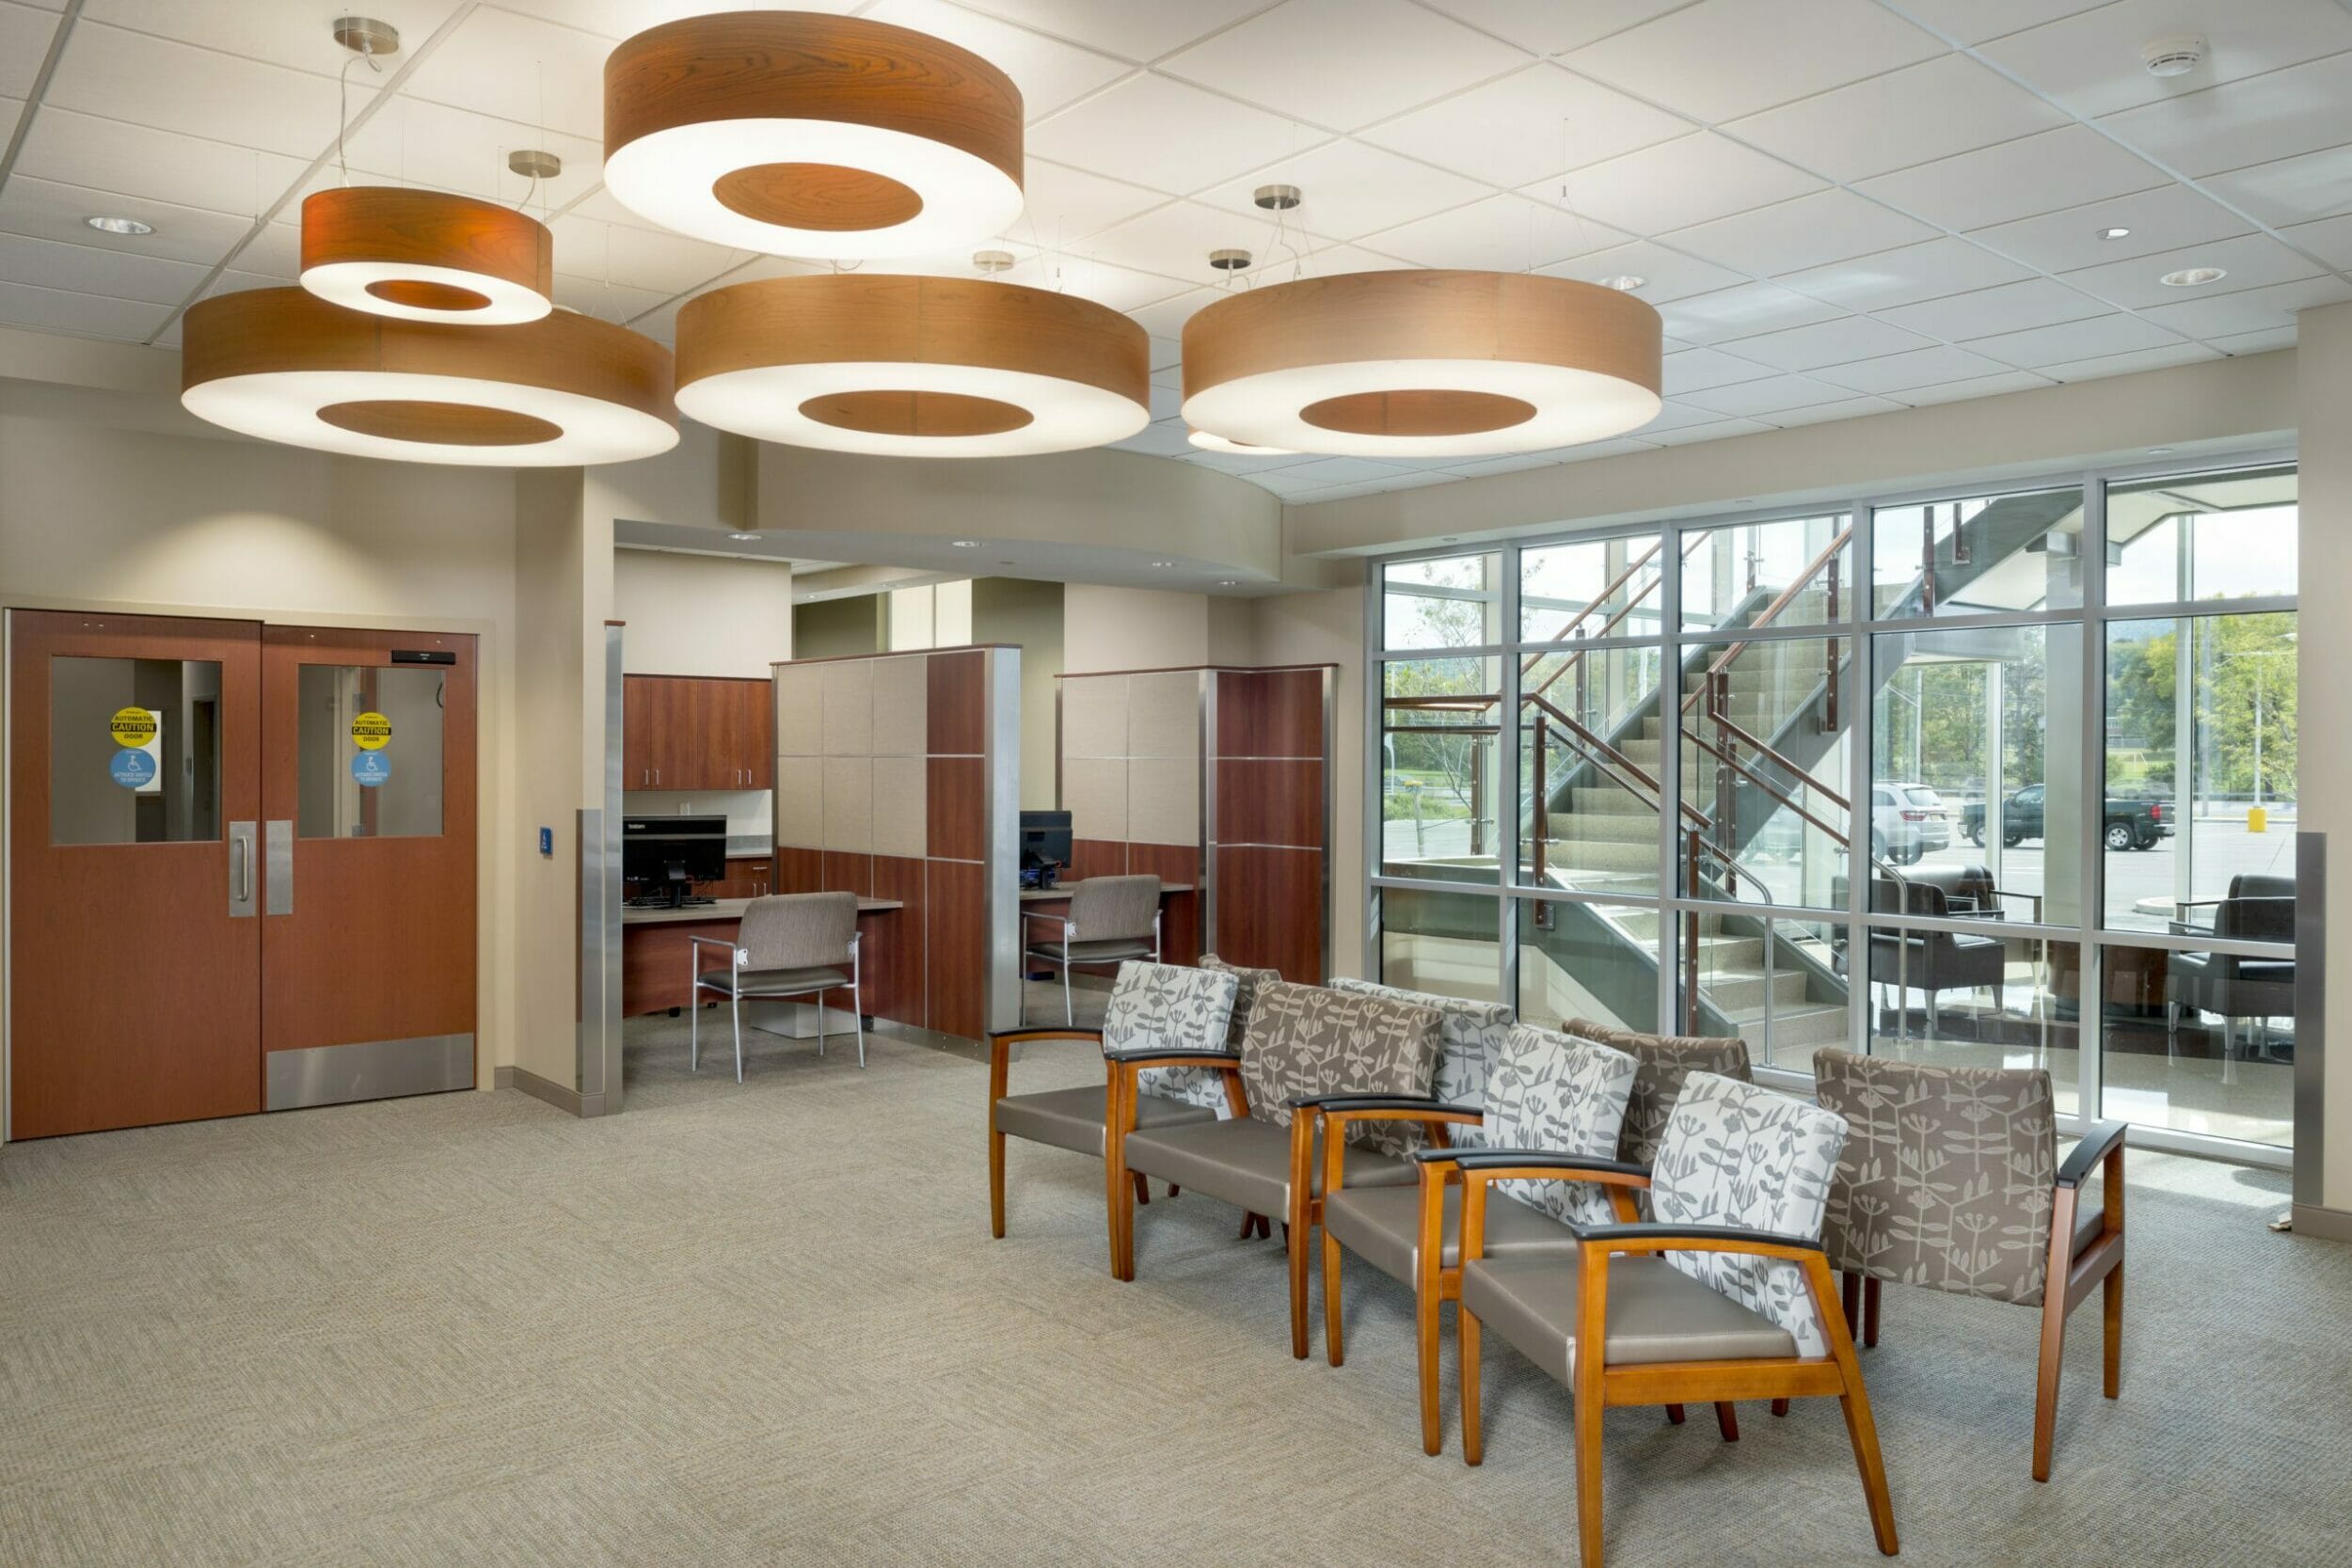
[1814,1048,2126,1482]
[1320,1021,1638,1454]
[1023,874,1161,1026]
[987,961,1239,1256]
[1867,875,2010,1034]
[1448,1071,1896,1568]
[2167,873,2295,1065]
[1105,980,1445,1354]
[689,891,862,1082]
[1558,1018,1751,1169]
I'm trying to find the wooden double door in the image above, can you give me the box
[7,611,477,1139]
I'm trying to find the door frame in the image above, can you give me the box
[3,594,508,1148]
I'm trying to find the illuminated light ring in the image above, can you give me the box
[1187,427,1299,456]
[1182,270,1661,459]
[181,287,676,467]
[603,11,1024,260]
[675,275,1149,458]
[298,187,553,325]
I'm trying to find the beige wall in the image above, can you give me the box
[2297,304,2351,1220]
[613,548,793,677]
[972,578,1063,811]
[1064,584,1213,673]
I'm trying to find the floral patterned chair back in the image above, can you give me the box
[1478,1023,1639,1225]
[1101,962,1239,1115]
[1812,1048,2060,1307]
[1648,1072,1850,1357]
[1200,955,1281,1051]
[1565,1018,1751,1165]
[1328,976,1514,1147]
[1236,981,1444,1156]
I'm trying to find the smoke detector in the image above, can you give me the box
[971,248,1016,273]
[2142,33,2206,78]
[1208,247,1252,272]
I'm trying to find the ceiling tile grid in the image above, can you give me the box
[0,0,2344,510]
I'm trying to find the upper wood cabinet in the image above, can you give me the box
[624,674,774,792]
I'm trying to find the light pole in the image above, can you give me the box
[2222,641,2294,809]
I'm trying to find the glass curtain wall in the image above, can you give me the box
[1369,459,2298,1157]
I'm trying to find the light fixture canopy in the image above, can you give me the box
[1183,269,1661,458]
[181,287,676,466]
[603,10,1025,259]
[300,187,554,324]
[675,274,1150,458]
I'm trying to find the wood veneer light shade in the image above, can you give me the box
[602,10,1024,260]
[1181,270,1662,458]
[181,287,678,467]
[675,274,1148,457]
[299,187,554,324]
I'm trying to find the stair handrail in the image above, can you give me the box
[1520,533,1711,706]
[1703,707,1853,816]
[1681,524,1855,714]
[1687,727,1847,845]
[1525,693,1709,828]
[1690,836,1777,1066]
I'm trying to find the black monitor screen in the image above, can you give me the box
[1019,809,1073,870]
[623,815,728,895]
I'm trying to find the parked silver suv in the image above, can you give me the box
[1869,783,1951,865]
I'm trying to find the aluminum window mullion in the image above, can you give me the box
[1659,518,1683,1035]
[1499,545,1523,1008]
[2078,467,2109,1123]
[1849,504,1874,1058]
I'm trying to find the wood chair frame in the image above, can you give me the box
[1446,1154,1899,1568]
[1104,1047,1252,1282]
[987,1026,1162,1249]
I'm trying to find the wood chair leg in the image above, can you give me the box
[1714,1402,1740,1442]
[1236,1212,1259,1242]
[1287,1212,1313,1362]
[2103,1260,2123,1401]
[1842,1271,1863,1342]
[1573,1361,1606,1568]
[1812,1257,1899,1555]
[1864,1275,1882,1348]
[1460,1307,1485,1467]
[988,1128,1006,1240]
[1412,1271,1442,1453]
[1324,1229,1347,1369]
[1132,1172,1151,1207]
[2032,1291,2067,1482]
[1664,1404,1686,1425]
[1771,1398,1791,1417]
[1167,1184,1180,1198]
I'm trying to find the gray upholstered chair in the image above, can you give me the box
[1867,876,2010,1033]
[1814,1048,2127,1481]
[2167,873,2295,1063]
[1023,874,1162,1025]
[987,961,1237,1258]
[1560,1018,1751,1166]
[1104,980,1445,1354]
[1447,1072,1896,1568]
[690,892,862,1081]
[1321,1020,1640,1454]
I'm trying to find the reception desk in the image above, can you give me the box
[622,896,906,1019]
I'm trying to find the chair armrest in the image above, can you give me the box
[1102,1047,1243,1067]
[1426,1148,1651,1180]
[1287,1094,1483,1117]
[988,1027,1105,1048]
[685,935,742,957]
[1569,1221,1825,1258]
[2057,1119,2128,1188]
[1021,911,1075,940]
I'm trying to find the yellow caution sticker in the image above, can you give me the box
[109,706,158,747]
[351,710,393,751]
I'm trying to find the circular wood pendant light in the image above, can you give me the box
[300,187,554,324]
[675,274,1149,457]
[1182,270,1662,458]
[603,10,1024,260]
[181,287,676,466]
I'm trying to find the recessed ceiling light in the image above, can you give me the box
[1217,578,1238,587]
[2160,266,2226,287]
[2148,446,2175,455]
[86,215,154,236]
[1597,274,1645,292]
[951,539,980,547]
[1152,560,1177,568]
[2097,226,2132,241]
[727,531,761,541]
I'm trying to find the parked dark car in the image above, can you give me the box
[1961,784,2172,851]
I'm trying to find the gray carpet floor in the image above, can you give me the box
[3,1013,2348,1567]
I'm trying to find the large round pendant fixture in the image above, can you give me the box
[1182,270,1662,459]
[181,287,676,466]
[300,187,554,324]
[675,274,1149,458]
[603,10,1024,260]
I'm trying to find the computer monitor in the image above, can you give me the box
[623,815,728,907]
[1019,809,1073,878]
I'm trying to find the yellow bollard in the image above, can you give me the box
[2249,806,2267,834]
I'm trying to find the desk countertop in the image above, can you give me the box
[1018,881,1194,902]
[623,896,903,926]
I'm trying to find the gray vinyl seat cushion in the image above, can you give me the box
[697,965,849,995]
[1026,937,1156,963]
[1462,1255,1799,1383]
[1324,1181,1581,1283]
[994,1086,1216,1158]
[1122,1117,1414,1216]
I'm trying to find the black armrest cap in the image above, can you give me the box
[2056,1120,2129,1188]
[1102,1047,1243,1066]
[1570,1221,1823,1254]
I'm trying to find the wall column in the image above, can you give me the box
[2297,304,2352,1234]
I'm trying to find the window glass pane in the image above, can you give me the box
[1519,533,1664,642]
[2106,464,2296,607]
[50,657,224,846]
[1872,623,2080,927]
[1521,646,1664,895]
[297,665,446,838]
[1871,486,2086,618]
[1382,552,1500,651]
[1681,636,1852,908]
[1867,912,2083,1120]
[2102,939,2292,1148]
[1680,514,1851,634]
[1380,657,1499,879]
[1518,899,1659,1035]
[1691,913,1847,1075]
[2103,613,2295,932]
[1377,886,1500,1002]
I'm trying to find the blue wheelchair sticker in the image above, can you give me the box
[108,748,157,789]
[351,750,392,788]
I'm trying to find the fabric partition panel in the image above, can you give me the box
[772,646,1019,1038]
